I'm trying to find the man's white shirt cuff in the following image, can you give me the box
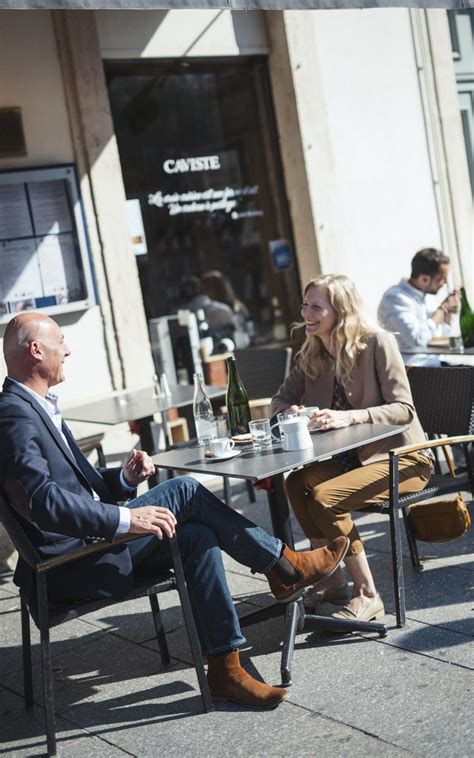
[115,506,131,534]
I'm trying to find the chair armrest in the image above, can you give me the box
[36,532,145,574]
[390,434,474,458]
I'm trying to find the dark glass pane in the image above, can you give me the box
[106,59,300,344]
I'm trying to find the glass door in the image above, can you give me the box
[105,57,301,345]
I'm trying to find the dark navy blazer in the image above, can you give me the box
[0,379,137,601]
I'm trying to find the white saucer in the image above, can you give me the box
[203,450,241,462]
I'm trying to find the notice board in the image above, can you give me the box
[0,164,96,322]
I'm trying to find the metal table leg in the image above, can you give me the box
[263,474,387,683]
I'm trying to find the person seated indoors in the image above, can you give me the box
[0,312,349,710]
[201,270,252,349]
[378,247,460,367]
[179,274,236,345]
[271,275,432,621]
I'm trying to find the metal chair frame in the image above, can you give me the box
[77,433,106,467]
[365,366,474,628]
[0,495,213,757]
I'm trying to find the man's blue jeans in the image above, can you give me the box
[126,476,282,655]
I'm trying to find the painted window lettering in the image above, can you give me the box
[147,185,260,217]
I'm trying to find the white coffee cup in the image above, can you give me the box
[297,406,319,418]
[209,437,235,456]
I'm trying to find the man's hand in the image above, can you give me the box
[434,289,461,326]
[123,449,155,486]
[128,506,177,539]
[442,289,461,314]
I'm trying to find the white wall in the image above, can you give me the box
[96,9,269,58]
[0,11,72,168]
[0,11,114,401]
[311,9,442,316]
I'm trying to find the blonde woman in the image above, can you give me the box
[271,275,432,621]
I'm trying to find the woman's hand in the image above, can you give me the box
[308,408,370,430]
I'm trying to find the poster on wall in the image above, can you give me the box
[0,184,32,239]
[0,165,96,322]
[126,198,148,256]
[269,239,293,271]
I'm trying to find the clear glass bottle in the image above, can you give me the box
[152,373,162,399]
[160,372,172,398]
[225,356,251,436]
[196,308,214,357]
[193,373,214,445]
[271,297,288,341]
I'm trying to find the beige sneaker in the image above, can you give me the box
[332,592,385,622]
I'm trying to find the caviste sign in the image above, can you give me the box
[163,155,221,174]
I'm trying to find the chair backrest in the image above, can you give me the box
[407,366,474,437]
[233,347,292,401]
[0,494,40,570]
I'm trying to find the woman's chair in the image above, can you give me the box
[233,347,292,419]
[0,493,213,757]
[365,366,474,628]
[222,347,292,505]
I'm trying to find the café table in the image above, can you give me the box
[152,422,407,685]
[403,346,474,356]
[64,384,225,487]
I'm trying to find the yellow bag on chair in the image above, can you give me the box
[409,495,471,543]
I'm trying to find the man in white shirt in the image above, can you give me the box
[378,248,460,367]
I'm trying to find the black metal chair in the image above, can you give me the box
[233,346,293,412]
[365,366,474,628]
[77,432,106,467]
[0,494,213,757]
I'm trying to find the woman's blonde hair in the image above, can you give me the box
[295,274,378,383]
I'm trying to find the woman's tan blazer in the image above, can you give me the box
[270,330,427,465]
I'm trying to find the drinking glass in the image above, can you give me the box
[215,413,230,439]
[449,336,464,353]
[249,419,272,450]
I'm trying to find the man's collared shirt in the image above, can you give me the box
[378,279,454,367]
[8,378,132,534]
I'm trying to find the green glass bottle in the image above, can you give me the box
[226,356,251,436]
[460,287,474,349]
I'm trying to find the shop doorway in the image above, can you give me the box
[105,57,301,346]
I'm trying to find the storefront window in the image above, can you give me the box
[106,58,301,345]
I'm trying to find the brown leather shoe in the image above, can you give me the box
[207,650,288,710]
[265,536,350,603]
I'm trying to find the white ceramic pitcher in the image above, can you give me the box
[271,416,313,451]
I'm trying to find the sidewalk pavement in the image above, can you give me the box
[1,453,473,757]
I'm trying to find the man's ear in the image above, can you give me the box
[29,340,43,360]
[417,274,430,291]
